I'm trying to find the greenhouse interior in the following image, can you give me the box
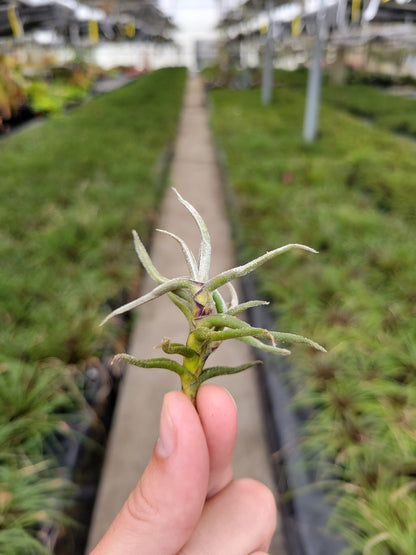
[1,0,416,553]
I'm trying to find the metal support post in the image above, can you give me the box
[302,34,323,142]
[303,1,325,142]
[261,1,274,105]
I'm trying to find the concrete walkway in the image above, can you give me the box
[87,76,286,554]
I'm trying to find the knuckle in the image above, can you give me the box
[124,479,161,527]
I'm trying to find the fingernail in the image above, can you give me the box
[223,386,237,412]
[156,395,176,458]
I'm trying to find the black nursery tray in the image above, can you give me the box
[242,275,346,555]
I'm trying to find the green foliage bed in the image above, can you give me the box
[209,78,416,554]
[273,67,416,138]
[323,82,416,138]
[0,66,186,553]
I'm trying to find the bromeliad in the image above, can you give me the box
[100,188,325,405]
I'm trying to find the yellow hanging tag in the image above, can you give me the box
[125,18,135,38]
[7,4,23,38]
[88,20,99,44]
[291,15,301,37]
[260,23,269,34]
[351,0,361,21]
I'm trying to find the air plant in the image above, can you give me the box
[100,188,325,405]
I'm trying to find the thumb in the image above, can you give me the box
[90,391,210,555]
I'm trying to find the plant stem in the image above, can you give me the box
[180,329,208,405]
[180,373,199,406]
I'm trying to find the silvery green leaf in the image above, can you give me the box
[196,326,279,344]
[132,229,167,284]
[227,300,269,316]
[195,314,325,352]
[212,327,325,353]
[193,361,260,385]
[172,188,211,281]
[237,335,291,355]
[158,339,199,358]
[199,312,255,331]
[212,290,227,313]
[112,353,192,378]
[100,277,194,326]
[203,244,318,293]
[156,228,198,279]
[269,331,327,352]
[227,282,239,308]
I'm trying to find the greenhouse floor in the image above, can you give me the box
[86,75,286,554]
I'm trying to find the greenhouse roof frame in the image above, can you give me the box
[217,0,416,40]
[0,0,175,41]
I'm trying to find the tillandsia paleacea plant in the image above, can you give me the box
[100,188,325,405]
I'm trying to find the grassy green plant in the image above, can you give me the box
[322,81,416,138]
[0,67,186,363]
[209,80,416,553]
[235,68,416,140]
[101,189,325,404]
[0,67,187,552]
[0,359,80,456]
[0,461,73,555]
[0,361,80,555]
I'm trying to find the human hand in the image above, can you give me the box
[90,384,277,555]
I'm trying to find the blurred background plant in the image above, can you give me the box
[0,66,186,553]
[208,69,416,553]
[0,50,120,133]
